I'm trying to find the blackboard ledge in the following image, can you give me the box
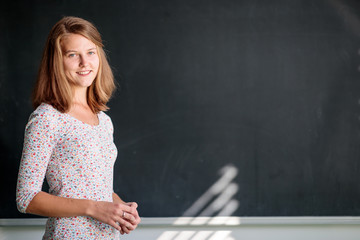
[1,217,360,227]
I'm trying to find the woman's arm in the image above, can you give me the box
[27,191,136,233]
[112,192,126,204]
[27,191,90,217]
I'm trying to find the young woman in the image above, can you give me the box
[16,16,140,239]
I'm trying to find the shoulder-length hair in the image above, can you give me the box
[32,16,115,113]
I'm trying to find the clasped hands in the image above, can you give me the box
[90,201,141,235]
[117,202,141,235]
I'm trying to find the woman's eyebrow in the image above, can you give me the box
[65,49,77,53]
[65,48,96,53]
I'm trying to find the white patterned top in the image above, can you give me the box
[16,103,119,239]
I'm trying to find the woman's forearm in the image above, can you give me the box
[112,192,126,204]
[26,191,136,233]
[26,191,93,218]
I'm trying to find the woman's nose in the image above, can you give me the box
[79,55,89,67]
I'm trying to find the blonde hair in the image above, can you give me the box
[32,16,115,113]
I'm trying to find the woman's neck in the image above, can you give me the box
[72,87,88,106]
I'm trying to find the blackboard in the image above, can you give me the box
[1,0,360,218]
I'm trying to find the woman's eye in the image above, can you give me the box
[68,53,76,58]
[88,51,95,55]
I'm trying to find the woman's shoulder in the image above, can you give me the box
[99,110,111,120]
[28,103,64,126]
[99,111,114,130]
[33,103,60,115]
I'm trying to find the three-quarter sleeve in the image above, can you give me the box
[16,109,58,213]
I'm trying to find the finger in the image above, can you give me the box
[118,204,133,214]
[117,217,135,231]
[121,210,137,224]
[124,206,140,225]
[121,225,131,234]
[109,220,122,232]
[127,205,138,217]
[130,208,141,224]
[132,214,140,226]
[135,215,141,225]
[126,202,138,208]
[119,226,124,235]
[122,211,137,224]
[117,222,130,234]
[120,225,129,234]
[118,225,124,235]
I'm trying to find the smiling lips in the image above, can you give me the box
[77,70,92,76]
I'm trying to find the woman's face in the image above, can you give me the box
[61,34,100,90]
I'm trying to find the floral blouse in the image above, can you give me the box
[16,103,119,239]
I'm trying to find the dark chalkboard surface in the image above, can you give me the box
[1,0,360,218]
